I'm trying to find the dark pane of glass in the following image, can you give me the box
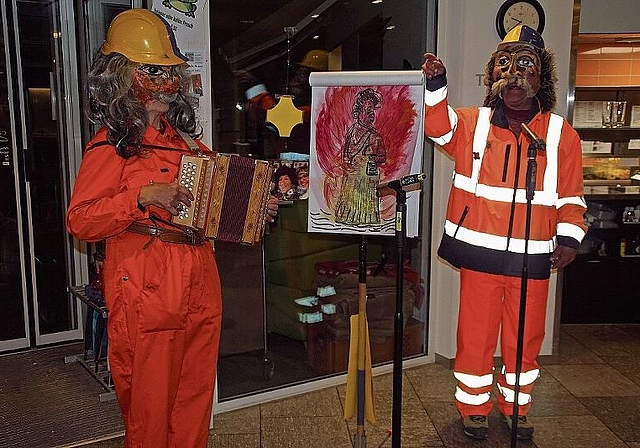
[0,9,27,341]
[18,0,72,334]
[213,0,429,400]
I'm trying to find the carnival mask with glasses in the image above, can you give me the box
[131,63,182,105]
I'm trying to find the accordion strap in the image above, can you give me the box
[177,130,202,156]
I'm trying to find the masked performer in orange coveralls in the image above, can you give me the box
[66,9,277,448]
[421,25,587,440]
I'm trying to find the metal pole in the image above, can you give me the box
[354,236,368,448]
[511,138,539,447]
[391,189,406,448]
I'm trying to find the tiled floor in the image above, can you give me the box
[85,324,640,448]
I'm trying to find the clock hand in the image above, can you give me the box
[512,17,522,24]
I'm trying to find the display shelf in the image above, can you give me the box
[564,82,640,322]
[585,192,640,200]
[563,195,640,323]
[576,127,640,142]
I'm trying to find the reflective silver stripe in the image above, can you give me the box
[455,386,492,406]
[502,366,540,386]
[454,371,494,388]
[497,384,532,405]
[444,220,555,254]
[431,105,459,146]
[470,108,492,193]
[432,129,454,146]
[424,84,448,106]
[541,113,563,197]
[557,195,587,208]
[453,182,559,206]
[557,222,586,241]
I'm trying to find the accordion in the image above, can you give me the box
[172,153,274,245]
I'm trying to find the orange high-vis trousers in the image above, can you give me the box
[454,268,548,418]
[103,233,222,448]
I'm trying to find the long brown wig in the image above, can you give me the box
[86,52,200,158]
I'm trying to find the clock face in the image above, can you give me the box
[502,3,540,32]
[496,0,545,38]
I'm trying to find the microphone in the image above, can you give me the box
[377,173,426,191]
[520,123,546,151]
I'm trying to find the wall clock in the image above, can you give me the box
[496,0,546,39]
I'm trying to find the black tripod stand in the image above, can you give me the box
[510,124,545,447]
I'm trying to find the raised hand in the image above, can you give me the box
[421,53,446,79]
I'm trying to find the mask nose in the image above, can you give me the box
[506,59,520,75]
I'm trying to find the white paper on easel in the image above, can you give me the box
[307,70,425,237]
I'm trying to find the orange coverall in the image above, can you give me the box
[67,120,222,448]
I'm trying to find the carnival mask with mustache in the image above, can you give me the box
[489,45,541,101]
[132,64,181,105]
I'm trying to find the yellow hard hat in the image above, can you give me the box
[298,50,329,71]
[100,9,187,66]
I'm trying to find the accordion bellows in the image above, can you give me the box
[172,153,274,245]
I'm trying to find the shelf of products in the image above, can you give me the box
[574,87,640,197]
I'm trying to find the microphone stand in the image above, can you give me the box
[376,173,423,447]
[388,184,406,448]
[511,133,543,447]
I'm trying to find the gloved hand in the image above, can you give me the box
[234,69,261,91]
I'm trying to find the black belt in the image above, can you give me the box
[126,222,204,246]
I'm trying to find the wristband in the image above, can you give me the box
[245,83,267,100]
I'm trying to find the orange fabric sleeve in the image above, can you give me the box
[66,141,146,242]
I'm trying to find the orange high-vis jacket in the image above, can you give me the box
[424,81,587,279]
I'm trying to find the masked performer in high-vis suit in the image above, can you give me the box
[67,9,276,448]
[421,25,587,440]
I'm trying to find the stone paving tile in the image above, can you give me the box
[562,325,640,358]
[211,405,261,435]
[540,329,605,365]
[580,396,640,442]
[404,362,459,402]
[207,433,260,448]
[530,367,591,417]
[532,415,627,448]
[260,415,351,448]
[602,355,640,387]
[260,387,343,418]
[544,363,640,397]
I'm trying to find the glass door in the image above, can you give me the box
[0,0,84,352]
[0,2,29,348]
